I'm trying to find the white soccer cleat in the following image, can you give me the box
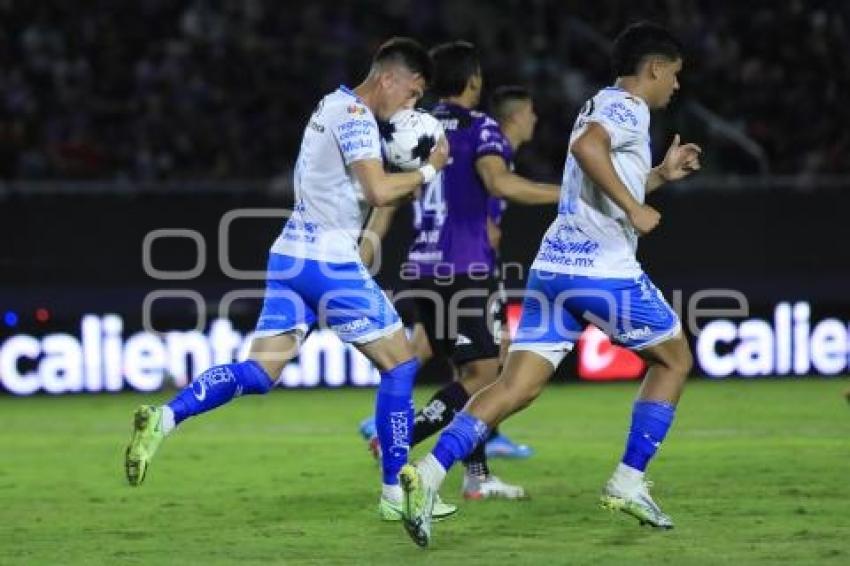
[600,478,674,529]
[462,473,528,500]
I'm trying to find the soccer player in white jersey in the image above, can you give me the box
[124,37,460,521]
[398,22,703,546]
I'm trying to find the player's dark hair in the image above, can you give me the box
[429,41,480,97]
[373,37,433,84]
[612,22,683,77]
[489,85,532,122]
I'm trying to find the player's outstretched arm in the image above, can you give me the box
[570,122,660,235]
[646,134,702,193]
[359,205,398,268]
[475,155,560,205]
[352,137,449,207]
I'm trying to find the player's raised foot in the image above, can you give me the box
[378,493,457,522]
[124,405,166,486]
[600,478,674,529]
[462,473,528,500]
[399,463,436,547]
[485,433,535,459]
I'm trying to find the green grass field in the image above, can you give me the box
[1,378,849,565]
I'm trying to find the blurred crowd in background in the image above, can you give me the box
[0,0,847,182]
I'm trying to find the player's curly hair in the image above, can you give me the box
[612,22,683,77]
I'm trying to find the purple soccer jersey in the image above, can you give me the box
[407,102,513,277]
[487,196,507,225]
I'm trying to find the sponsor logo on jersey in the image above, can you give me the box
[535,251,596,268]
[601,101,638,127]
[541,232,601,256]
[340,138,374,154]
[347,104,367,115]
[338,118,374,131]
[338,128,368,141]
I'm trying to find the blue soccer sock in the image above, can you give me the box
[166,360,274,425]
[375,358,418,486]
[431,411,490,473]
[621,400,676,472]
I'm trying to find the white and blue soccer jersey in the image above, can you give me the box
[512,87,679,358]
[534,86,651,278]
[272,86,382,263]
[256,86,401,344]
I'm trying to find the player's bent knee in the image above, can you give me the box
[410,325,433,365]
[248,331,302,382]
[667,335,693,376]
[646,333,693,378]
[356,328,415,371]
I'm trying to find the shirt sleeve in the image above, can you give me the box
[475,118,513,165]
[587,96,644,150]
[331,103,382,165]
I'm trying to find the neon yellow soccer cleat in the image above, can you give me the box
[124,405,166,486]
[379,493,457,522]
[399,464,436,547]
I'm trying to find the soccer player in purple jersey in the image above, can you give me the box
[400,23,702,546]
[361,43,559,503]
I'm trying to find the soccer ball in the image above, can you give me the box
[379,109,444,171]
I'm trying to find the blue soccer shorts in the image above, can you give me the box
[254,253,402,344]
[509,269,681,364]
